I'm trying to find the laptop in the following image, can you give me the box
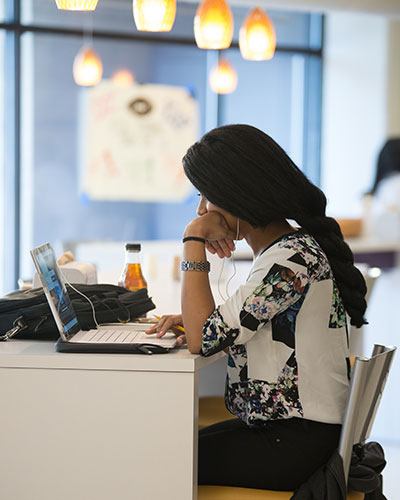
[31,243,177,354]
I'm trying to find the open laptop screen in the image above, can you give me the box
[31,243,80,341]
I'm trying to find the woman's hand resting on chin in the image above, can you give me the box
[184,211,241,259]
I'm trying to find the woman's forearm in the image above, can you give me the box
[181,240,215,354]
[181,213,235,354]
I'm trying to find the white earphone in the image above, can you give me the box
[217,218,239,302]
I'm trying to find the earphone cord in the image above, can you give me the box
[63,275,100,328]
[217,257,226,302]
[225,218,240,299]
[217,218,240,302]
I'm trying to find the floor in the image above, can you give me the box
[355,267,400,498]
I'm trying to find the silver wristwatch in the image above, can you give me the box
[180,260,210,272]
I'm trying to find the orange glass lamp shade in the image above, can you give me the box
[55,0,99,10]
[133,0,176,32]
[239,7,276,61]
[209,59,237,94]
[73,47,103,87]
[194,0,233,50]
[112,69,135,87]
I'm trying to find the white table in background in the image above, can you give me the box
[0,340,224,500]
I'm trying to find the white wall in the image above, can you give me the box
[321,12,388,217]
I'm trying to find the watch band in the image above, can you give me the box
[181,260,210,272]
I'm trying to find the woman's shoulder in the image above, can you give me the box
[256,230,331,281]
[258,229,324,258]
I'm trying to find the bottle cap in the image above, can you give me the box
[125,243,141,251]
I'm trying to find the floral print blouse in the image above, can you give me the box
[201,230,350,426]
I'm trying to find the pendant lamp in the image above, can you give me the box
[112,69,135,87]
[133,0,176,32]
[209,59,237,94]
[194,0,233,50]
[239,7,276,61]
[73,47,103,87]
[55,0,98,10]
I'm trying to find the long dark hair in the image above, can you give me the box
[370,138,400,194]
[183,124,367,328]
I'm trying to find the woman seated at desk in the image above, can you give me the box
[147,124,367,491]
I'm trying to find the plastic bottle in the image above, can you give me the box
[118,243,148,291]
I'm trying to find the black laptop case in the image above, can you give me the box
[0,284,156,341]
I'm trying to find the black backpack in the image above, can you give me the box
[0,284,156,341]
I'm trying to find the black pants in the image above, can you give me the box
[198,417,341,491]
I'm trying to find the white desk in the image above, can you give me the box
[344,237,400,254]
[344,237,400,268]
[0,340,224,500]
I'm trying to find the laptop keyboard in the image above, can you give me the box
[74,329,142,343]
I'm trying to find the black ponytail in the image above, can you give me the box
[182,124,367,327]
[291,180,367,328]
[295,214,367,328]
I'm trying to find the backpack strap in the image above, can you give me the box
[98,297,131,323]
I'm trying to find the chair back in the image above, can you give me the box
[338,344,396,484]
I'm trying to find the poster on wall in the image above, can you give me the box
[80,81,198,202]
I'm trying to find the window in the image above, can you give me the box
[20,32,210,270]
[3,0,322,291]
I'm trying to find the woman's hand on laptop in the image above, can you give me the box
[145,314,186,345]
